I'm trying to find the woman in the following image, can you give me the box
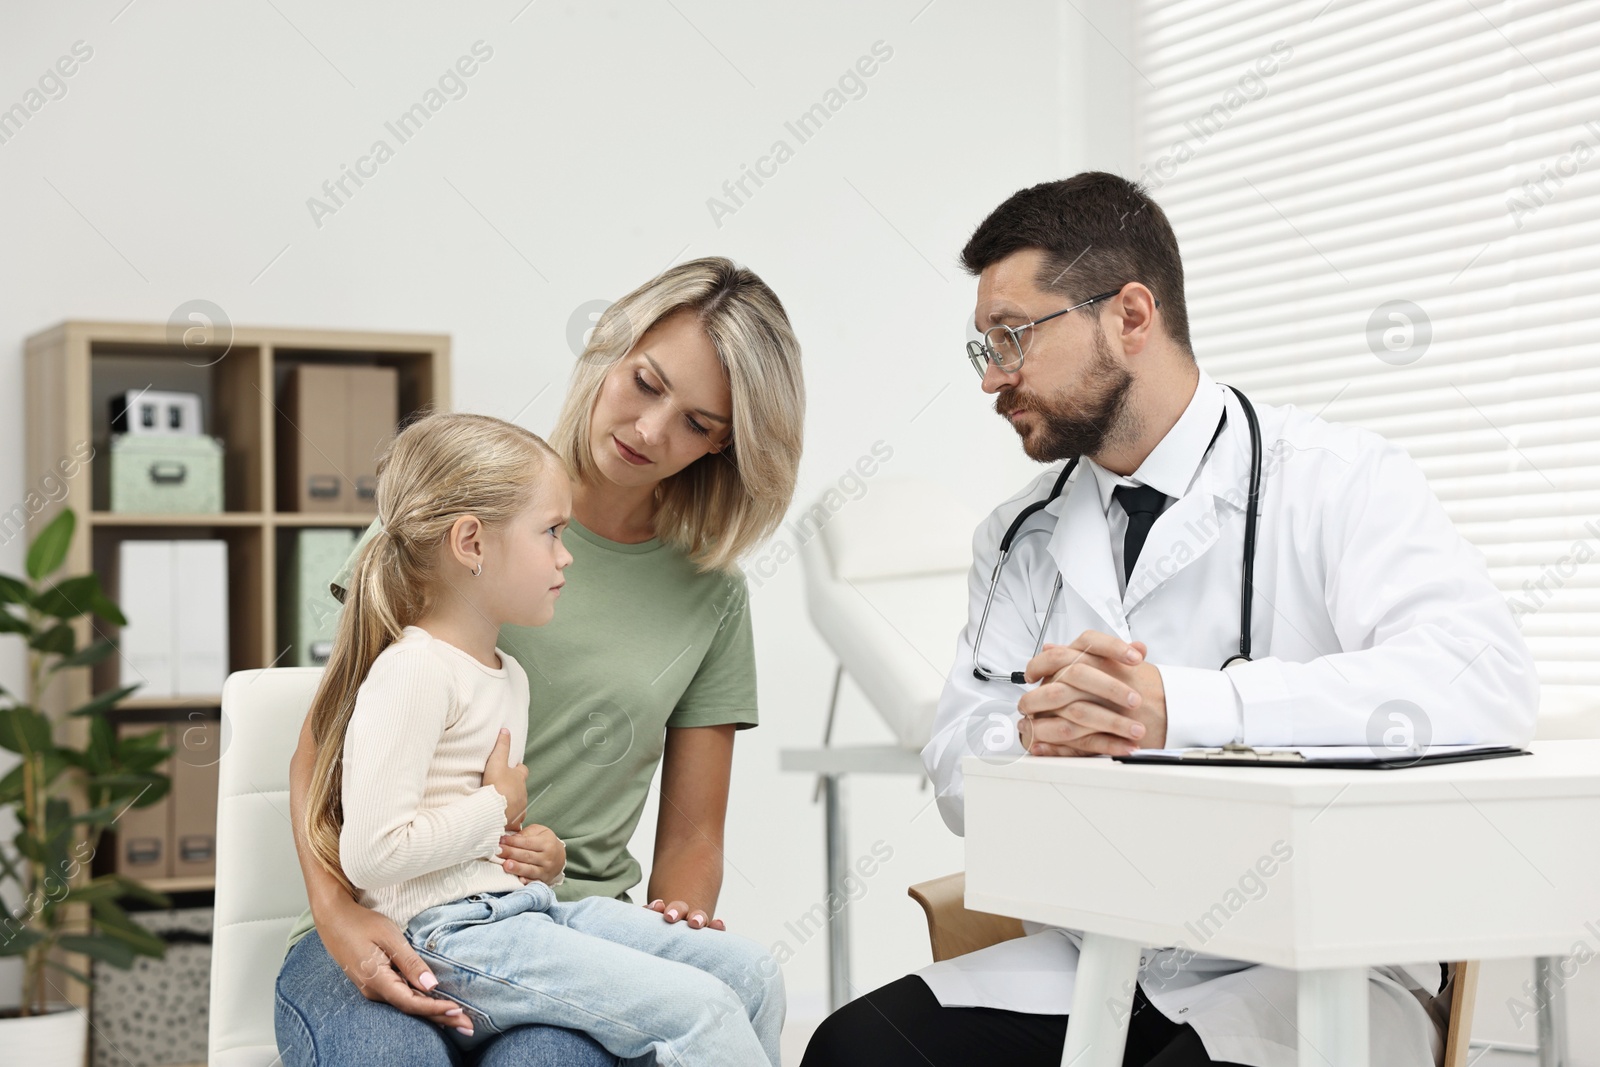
[274,257,805,1066]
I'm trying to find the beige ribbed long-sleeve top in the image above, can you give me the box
[339,624,545,928]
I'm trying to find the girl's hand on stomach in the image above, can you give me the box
[483,727,529,831]
[645,899,726,931]
[320,894,477,1036]
[497,824,565,883]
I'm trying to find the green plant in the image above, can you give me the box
[0,509,171,1018]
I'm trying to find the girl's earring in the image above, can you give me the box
[472,562,483,577]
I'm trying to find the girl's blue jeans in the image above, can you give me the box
[406,881,784,1066]
[275,926,619,1066]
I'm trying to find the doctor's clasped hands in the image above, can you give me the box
[1018,630,1166,757]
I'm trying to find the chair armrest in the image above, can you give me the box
[907,871,1027,963]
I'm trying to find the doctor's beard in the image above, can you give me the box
[996,325,1137,463]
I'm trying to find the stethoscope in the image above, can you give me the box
[972,385,1263,684]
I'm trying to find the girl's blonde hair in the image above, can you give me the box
[548,256,805,572]
[302,411,561,897]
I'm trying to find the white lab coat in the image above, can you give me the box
[919,372,1539,1067]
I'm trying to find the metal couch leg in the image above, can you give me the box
[822,772,851,1012]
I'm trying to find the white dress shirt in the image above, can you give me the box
[1081,379,1243,741]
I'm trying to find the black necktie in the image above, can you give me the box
[1113,484,1169,584]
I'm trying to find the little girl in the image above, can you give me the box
[300,412,783,1064]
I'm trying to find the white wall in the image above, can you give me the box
[0,0,1084,1027]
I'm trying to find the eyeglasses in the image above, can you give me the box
[965,289,1126,378]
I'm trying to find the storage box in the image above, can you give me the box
[170,719,220,880]
[101,433,224,513]
[109,389,204,436]
[277,364,398,514]
[114,724,172,881]
[91,907,212,1067]
[280,528,356,666]
[347,366,400,512]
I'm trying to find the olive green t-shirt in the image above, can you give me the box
[284,516,757,951]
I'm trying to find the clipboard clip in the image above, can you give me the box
[1180,742,1306,762]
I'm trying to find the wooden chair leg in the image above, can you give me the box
[1442,960,1479,1067]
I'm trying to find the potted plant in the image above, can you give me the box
[0,508,172,1065]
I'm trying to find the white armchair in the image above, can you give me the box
[208,667,322,1067]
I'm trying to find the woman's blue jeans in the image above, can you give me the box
[275,928,620,1067]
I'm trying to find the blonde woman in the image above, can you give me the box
[275,258,805,1067]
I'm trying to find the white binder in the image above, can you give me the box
[175,540,229,696]
[119,540,175,698]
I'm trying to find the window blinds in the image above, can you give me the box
[1135,0,1600,701]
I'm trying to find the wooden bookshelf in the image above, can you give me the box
[114,695,225,711]
[22,321,450,1042]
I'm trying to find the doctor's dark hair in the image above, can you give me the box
[301,411,562,899]
[961,172,1193,356]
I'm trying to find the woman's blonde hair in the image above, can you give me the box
[302,411,561,897]
[548,256,805,572]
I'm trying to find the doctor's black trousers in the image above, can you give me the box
[801,975,1247,1067]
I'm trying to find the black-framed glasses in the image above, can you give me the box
[965,289,1126,378]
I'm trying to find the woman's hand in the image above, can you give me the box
[483,728,529,831]
[645,898,725,931]
[645,726,736,932]
[318,895,476,1037]
[497,824,565,884]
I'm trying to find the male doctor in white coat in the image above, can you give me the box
[802,173,1538,1067]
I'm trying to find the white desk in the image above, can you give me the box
[962,740,1600,1067]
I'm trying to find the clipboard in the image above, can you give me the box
[1112,742,1530,769]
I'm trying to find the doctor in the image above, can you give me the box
[802,173,1538,1067]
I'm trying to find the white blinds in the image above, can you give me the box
[1135,0,1600,697]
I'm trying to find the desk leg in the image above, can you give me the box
[1535,956,1568,1067]
[822,774,851,1012]
[1061,933,1141,1067]
[1297,968,1368,1067]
